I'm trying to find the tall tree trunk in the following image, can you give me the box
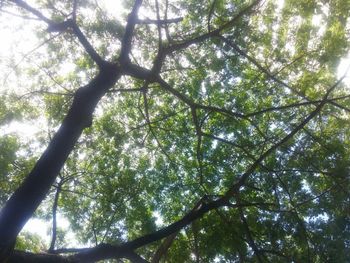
[0,64,120,260]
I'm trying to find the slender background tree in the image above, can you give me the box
[0,0,350,262]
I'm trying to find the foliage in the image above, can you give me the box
[15,232,46,253]
[0,0,350,262]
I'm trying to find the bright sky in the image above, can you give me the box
[23,214,81,247]
[0,0,349,249]
[100,0,124,17]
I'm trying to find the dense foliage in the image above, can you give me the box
[0,0,350,262]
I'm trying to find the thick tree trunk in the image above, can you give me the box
[0,63,120,260]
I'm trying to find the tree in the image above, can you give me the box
[0,0,349,261]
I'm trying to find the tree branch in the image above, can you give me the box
[245,95,350,117]
[219,35,307,99]
[236,197,264,263]
[164,0,261,54]
[9,0,106,68]
[136,17,182,25]
[48,180,63,252]
[156,76,245,119]
[70,22,107,68]
[120,0,143,64]
[67,196,229,262]
[0,63,120,258]
[9,0,51,23]
[224,75,346,198]
[151,232,177,263]
[191,107,204,184]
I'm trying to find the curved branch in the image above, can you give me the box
[9,0,51,23]
[66,197,229,262]
[9,0,106,68]
[164,0,262,54]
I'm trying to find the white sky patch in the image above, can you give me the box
[22,213,82,247]
[0,120,42,138]
[57,61,77,78]
[0,18,37,55]
[22,218,51,244]
[271,0,285,43]
[337,53,350,93]
[0,117,49,156]
[152,211,164,226]
[276,0,285,11]
[301,179,311,193]
[312,15,321,27]
[99,0,124,18]
[311,14,326,39]
[308,4,328,51]
[0,10,51,96]
[337,54,350,84]
[305,212,330,223]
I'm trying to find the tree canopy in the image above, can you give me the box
[0,0,350,262]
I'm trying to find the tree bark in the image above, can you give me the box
[0,63,120,260]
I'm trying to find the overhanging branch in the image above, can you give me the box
[9,0,106,68]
